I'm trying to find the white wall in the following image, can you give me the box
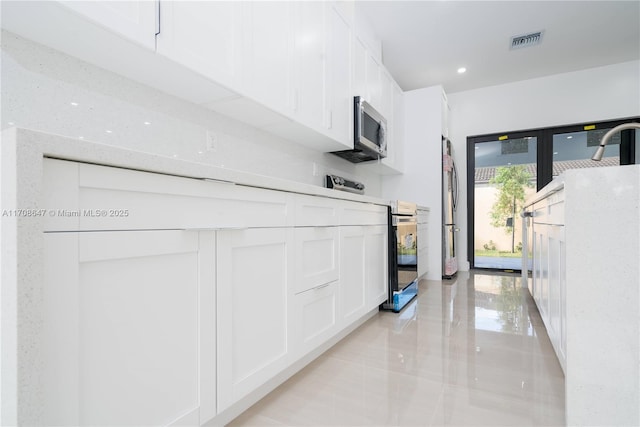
[448,60,640,270]
[382,85,443,280]
[0,31,383,196]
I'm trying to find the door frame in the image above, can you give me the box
[467,116,639,271]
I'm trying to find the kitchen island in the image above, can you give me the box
[523,164,640,426]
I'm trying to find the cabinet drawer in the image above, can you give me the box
[532,194,564,226]
[42,159,293,231]
[291,281,339,358]
[294,227,339,294]
[294,194,341,226]
[340,201,388,225]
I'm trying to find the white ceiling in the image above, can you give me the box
[356,0,640,93]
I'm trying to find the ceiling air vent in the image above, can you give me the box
[510,31,543,50]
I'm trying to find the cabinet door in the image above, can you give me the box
[325,4,352,143]
[294,227,339,294]
[532,227,541,304]
[58,0,156,50]
[156,1,243,90]
[539,224,550,320]
[366,225,388,308]
[386,82,405,172]
[366,52,381,110]
[379,70,394,121]
[339,226,367,325]
[243,1,292,114]
[292,1,326,128]
[548,224,567,370]
[217,228,294,412]
[291,281,339,359]
[352,36,368,100]
[42,230,216,426]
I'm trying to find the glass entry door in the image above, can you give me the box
[468,118,639,272]
[473,136,537,270]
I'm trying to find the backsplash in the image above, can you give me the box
[1,31,383,196]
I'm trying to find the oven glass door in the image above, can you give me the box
[396,218,418,290]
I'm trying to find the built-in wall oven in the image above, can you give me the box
[382,201,419,312]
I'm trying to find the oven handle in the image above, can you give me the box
[392,216,417,226]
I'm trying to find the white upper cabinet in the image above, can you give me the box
[366,52,382,110]
[379,69,394,122]
[242,1,293,115]
[58,0,157,50]
[2,0,404,164]
[352,36,368,101]
[378,81,405,174]
[391,82,405,171]
[360,75,404,175]
[156,1,243,90]
[352,33,384,111]
[292,1,326,129]
[325,3,352,144]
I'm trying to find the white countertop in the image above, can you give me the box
[5,128,391,207]
[524,175,565,208]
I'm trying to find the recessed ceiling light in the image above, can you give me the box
[70,102,79,106]
[457,67,467,74]
[105,130,112,134]
[8,122,15,126]
[79,136,84,140]
[567,136,573,139]
[144,121,151,125]
[553,152,559,155]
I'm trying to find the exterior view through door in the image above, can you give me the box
[473,135,537,270]
[469,118,639,272]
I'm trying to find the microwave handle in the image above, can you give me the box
[379,122,387,151]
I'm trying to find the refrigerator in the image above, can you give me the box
[442,137,458,278]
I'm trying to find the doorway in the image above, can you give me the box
[470,132,538,270]
[467,117,639,272]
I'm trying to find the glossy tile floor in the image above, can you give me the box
[230,271,565,426]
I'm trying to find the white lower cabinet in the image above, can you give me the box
[339,226,367,325]
[291,226,341,359]
[38,158,390,425]
[42,230,216,426]
[528,192,566,372]
[291,281,339,358]
[294,227,339,294]
[366,225,388,307]
[216,228,295,412]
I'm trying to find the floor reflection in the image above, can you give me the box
[230,270,566,426]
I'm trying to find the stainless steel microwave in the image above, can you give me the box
[331,96,387,163]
